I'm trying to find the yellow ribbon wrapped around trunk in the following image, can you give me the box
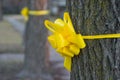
[21,7,50,21]
[44,12,86,71]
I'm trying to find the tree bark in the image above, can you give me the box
[66,0,120,80]
[0,0,3,21]
[18,0,52,80]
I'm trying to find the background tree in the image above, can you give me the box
[18,0,52,80]
[66,0,120,80]
[0,0,3,20]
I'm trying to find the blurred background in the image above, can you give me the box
[0,0,70,80]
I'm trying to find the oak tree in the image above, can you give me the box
[66,0,120,80]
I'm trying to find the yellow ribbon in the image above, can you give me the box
[44,12,120,71]
[44,12,86,71]
[21,7,50,21]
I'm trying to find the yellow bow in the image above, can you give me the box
[21,7,50,21]
[44,12,86,71]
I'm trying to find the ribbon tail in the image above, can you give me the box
[64,57,71,71]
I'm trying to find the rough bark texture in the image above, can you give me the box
[18,0,52,80]
[66,0,120,80]
[0,0,3,21]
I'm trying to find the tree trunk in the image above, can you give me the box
[0,0,3,21]
[18,0,52,80]
[66,0,120,80]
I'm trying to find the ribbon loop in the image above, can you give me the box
[45,20,57,33]
[64,12,76,34]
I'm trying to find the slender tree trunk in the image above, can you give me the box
[18,0,52,80]
[66,0,120,80]
[0,0,3,21]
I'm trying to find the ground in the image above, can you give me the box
[0,16,70,80]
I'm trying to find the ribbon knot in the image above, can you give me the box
[21,7,29,21]
[44,12,86,71]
